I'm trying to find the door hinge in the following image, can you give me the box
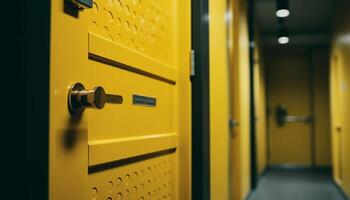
[190,50,195,77]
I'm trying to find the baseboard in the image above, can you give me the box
[332,180,350,200]
[267,165,331,172]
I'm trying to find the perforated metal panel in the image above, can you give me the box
[86,0,178,199]
[89,0,173,64]
[89,154,175,200]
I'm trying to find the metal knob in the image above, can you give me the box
[68,83,123,115]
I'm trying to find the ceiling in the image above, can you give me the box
[255,0,335,46]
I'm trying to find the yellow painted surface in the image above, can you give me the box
[209,0,230,199]
[312,50,331,167]
[331,1,350,197]
[330,51,343,185]
[267,53,312,166]
[266,48,331,167]
[253,27,267,176]
[176,0,192,199]
[50,0,191,199]
[230,0,251,199]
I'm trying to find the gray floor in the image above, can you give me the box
[248,169,347,200]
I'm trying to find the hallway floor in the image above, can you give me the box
[248,169,347,200]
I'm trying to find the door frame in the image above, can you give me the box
[191,0,211,199]
[248,0,258,190]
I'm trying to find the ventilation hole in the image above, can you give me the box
[116,33,122,40]
[116,193,122,200]
[91,187,98,200]
[124,189,130,198]
[103,26,110,34]
[108,181,114,191]
[124,174,131,185]
[132,186,138,196]
[124,5,130,15]
[139,183,144,191]
[91,21,98,31]
[124,21,130,31]
[93,2,99,14]
[116,0,122,10]
[107,11,114,22]
[116,177,123,187]
[133,172,139,180]
[132,11,137,18]
[132,25,138,34]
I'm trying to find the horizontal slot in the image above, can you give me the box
[88,148,176,173]
[133,94,157,107]
[88,33,177,84]
[88,133,178,166]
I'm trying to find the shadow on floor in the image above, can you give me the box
[248,169,347,200]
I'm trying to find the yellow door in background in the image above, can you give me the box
[267,55,313,166]
[331,54,344,185]
[50,0,191,199]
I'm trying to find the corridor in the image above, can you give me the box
[21,0,350,199]
[249,169,346,200]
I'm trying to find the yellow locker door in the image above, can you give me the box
[49,0,190,199]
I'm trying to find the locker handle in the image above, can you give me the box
[68,83,123,115]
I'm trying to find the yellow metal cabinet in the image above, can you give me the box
[49,0,191,199]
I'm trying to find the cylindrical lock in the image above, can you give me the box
[68,83,123,115]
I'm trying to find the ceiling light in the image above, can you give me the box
[276,9,290,18]
[276,0,290,18]
[277,24,290,45]
[278,36,290,44]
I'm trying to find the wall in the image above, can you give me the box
[209,0,230,199]
[254,26,267,176]
[330,0,350,197]
[230,0,251,199]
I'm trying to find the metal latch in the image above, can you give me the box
[190,50,195,77]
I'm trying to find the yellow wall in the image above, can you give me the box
[254,26,267,176]
[230,0,251,199]
[331,0,350,197]
[209,0,230,199]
